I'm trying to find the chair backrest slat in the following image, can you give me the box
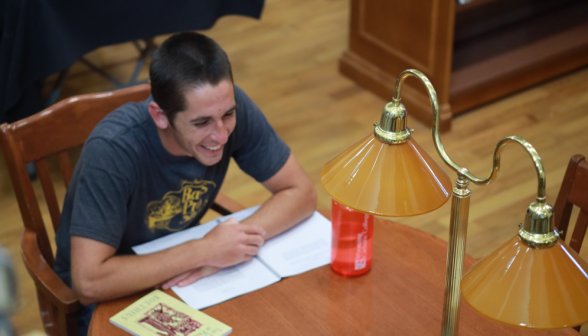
[1,125,55,266]
[569,159,588,210]
[570,210,588,252]
[58,151,73,189]
[36,158,62,233]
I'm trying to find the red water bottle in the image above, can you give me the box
[330,199,373,276]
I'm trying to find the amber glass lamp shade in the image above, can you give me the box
[461,236,588,329]
[320,132,452,216]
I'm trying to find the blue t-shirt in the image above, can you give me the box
[54,85,290,286]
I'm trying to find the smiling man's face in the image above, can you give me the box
[166,80,236,166]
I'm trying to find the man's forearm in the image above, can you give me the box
[71,219,266,305]
[242,177,317,239]
[71,237,209,305]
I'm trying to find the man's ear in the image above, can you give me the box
[148,102,170,130]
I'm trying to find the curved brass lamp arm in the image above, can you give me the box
[392,69,546,200]
[490,137,546,200]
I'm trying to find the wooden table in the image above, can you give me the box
[89,215,580,335]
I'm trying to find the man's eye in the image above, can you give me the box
[194,121,209,127]
[224,111,235,118]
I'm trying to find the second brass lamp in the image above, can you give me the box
[321,69,588,335]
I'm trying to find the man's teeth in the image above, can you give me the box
[203,145,221,151]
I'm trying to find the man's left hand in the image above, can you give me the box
[160,265,222,289]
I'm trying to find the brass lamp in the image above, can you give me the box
[321,69,588,335]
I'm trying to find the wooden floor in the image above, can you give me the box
[2,0,588,334]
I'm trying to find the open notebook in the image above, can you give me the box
[133,207,332,310]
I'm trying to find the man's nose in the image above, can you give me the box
[211,120,229,143]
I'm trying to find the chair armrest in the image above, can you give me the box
[21,230,80,314]
[210,192,246,215]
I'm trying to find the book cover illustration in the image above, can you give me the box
[110,290,231,336]
[138,303,201,335]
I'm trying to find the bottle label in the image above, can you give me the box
[354,214,369,270]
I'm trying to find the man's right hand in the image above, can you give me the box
[201,218,266,268]
[160,265,222,289]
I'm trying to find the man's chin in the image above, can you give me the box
[194,152,223,166]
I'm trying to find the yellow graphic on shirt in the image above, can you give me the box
[145,179,216,232]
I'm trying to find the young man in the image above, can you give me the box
[54,32,317,335]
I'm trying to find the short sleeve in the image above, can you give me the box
[230,86,290,182]
[69,138,134,249]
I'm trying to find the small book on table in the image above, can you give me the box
[110,290,232,336]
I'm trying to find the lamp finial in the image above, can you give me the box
[373,100,411,144]
[518,200,559,247]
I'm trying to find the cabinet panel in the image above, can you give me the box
[342,0,455,131]
[360,0,436,71]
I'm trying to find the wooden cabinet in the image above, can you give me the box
[340,0,588,131]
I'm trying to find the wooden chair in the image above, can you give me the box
[555,154,588,253]
[0,84,244,336]
[553,154,588,332]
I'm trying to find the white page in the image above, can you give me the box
[172,257,280,310]
[132,206,261,255]
[257,211,332,277]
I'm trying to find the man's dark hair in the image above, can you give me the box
[150,32,234,124]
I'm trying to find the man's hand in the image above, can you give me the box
[201,218,266,268]
[160,266,222,289]
[159,218,265,289]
